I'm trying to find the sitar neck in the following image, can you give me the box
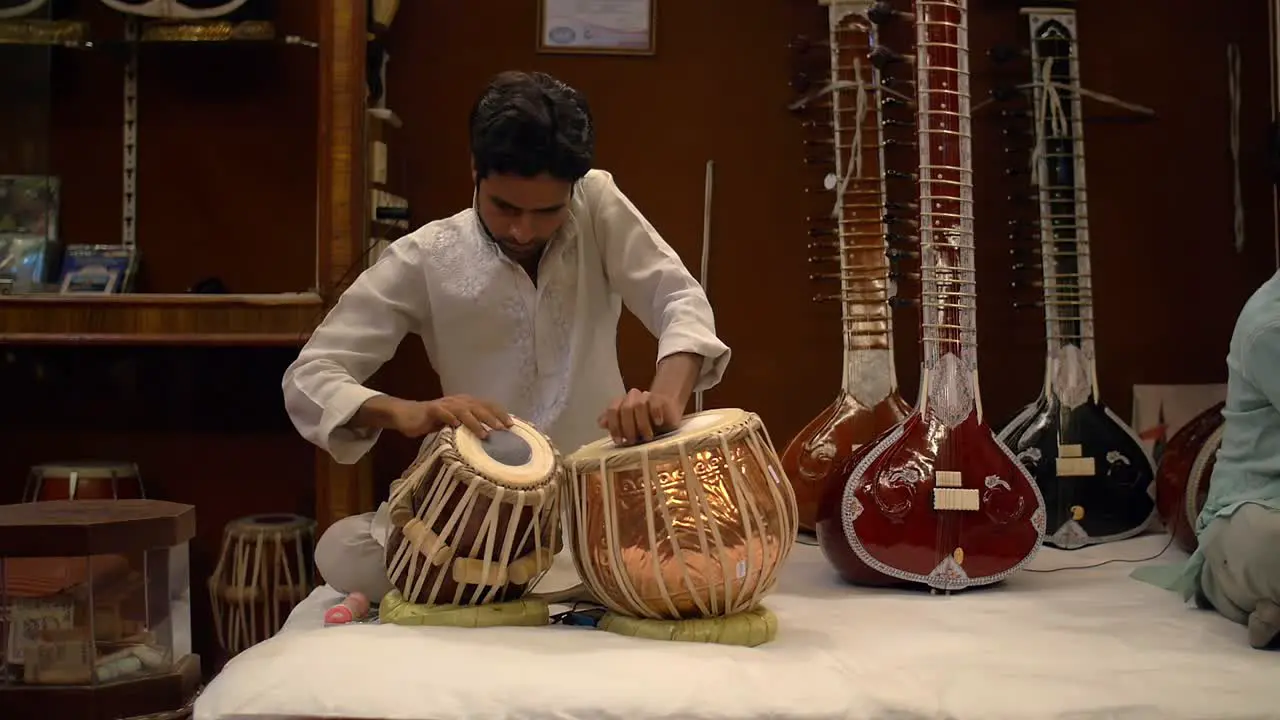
[915,0,977,370]
[828,2,894,358]
[1024,7,1095,356]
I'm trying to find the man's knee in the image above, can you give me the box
[315,512,391,598]
[1200,504,1280,621]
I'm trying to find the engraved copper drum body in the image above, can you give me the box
[783,392,912,533]
[1155,402,1224,553]
[24,461,145,503]
[383,418,563,607]
[564,408,798,620]
[99,0,251,18]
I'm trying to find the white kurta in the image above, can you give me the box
[283,168,731,464]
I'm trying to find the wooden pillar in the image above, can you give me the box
[315,0,373,530]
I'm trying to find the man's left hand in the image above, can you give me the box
[598,388,684,446]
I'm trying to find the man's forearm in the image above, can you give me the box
[350,393,408,430]
[650,352,702,412]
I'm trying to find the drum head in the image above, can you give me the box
[453,418,556,489]
[570,407,752,465]
[0,0,48,20]
[99,0,251,19]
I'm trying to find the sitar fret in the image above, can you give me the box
[1025,9,1094,356]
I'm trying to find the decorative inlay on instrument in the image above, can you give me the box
[1154,401,1223,553]
[815,0,1046,592]
[993,6,1156,550]
[781,0,915,534]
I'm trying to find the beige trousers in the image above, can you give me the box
[1199,503,1280,649]
[314,507,395,602]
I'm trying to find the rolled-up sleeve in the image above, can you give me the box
[588,170,731,391]
[282,236,430,463]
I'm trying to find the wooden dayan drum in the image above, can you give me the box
[208,513,315,657]
[384,417,563,608]
[564,408,798,644]
[24,461,145,503]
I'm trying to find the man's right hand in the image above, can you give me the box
[385,395,513,439]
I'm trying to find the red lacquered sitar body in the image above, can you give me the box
[782,0,915,532]
[815,0,1046,591]
[1155,402,1224,553]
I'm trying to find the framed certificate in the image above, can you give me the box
[538,0,656,55]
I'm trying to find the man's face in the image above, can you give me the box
[474,172,573,263]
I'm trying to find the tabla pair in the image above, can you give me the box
[381,407,799,645]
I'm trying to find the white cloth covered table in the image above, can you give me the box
[195,534,1280,720]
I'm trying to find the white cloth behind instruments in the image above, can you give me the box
[195,535,1280,720]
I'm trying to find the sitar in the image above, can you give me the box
[1154,401,1223,553]
[781,0,913,533]
[815,0,1046,592]
[994,6,1156,550]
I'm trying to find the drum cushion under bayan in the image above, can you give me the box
[98,0,250,18]
[0,0,49,19]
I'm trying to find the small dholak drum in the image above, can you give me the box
[0,0,48,20]
[24,461,145,503]
[563,408,798,640]
[98,0,251,18]
[384,417,564,607]
[208,513,316,657]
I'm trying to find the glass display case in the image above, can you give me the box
[0,498,199,718]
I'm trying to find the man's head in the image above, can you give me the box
[469,71,594,263]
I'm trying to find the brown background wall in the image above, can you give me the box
[0,0,1275,675]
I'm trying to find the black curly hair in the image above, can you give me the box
[468,71,595,183]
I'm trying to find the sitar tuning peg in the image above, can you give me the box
[1001,127,1031,138]
[1013,300,1044,309]
[990,85,1021,102]
[881,76,915,89]
[808,227,835,238]
[889,270,921,282]
[867,2,909,25]
[882,96,913,109]
[989,44,1024,64]
[801,120,832,130]
[889,297,920,308]
[1006,193,1035,202]
[1000,109,1031,119]
[789,35,827,53]
[1011,262,1041,271]
[886,248,919,260]
[882,118,915,129]
[885,170,918,181]
[886,231,917,245]
[870,45,910,71]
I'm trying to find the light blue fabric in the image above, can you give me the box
[1133,271,1280,597]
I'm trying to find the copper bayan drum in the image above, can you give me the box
[24,461,144,503]
[565,408,798,623]
[384,418,564,607]
[98,0,250,18]
[0,0,48,19]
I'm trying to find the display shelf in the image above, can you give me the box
[0,291,322,345]
[0,18,315,47]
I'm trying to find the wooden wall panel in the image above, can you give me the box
[370,0,1275,480]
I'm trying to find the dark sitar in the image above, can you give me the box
[782,0,913,533]
[816,0,1046,592]
[995,7,1156,550]
[1154,402,1223,553]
